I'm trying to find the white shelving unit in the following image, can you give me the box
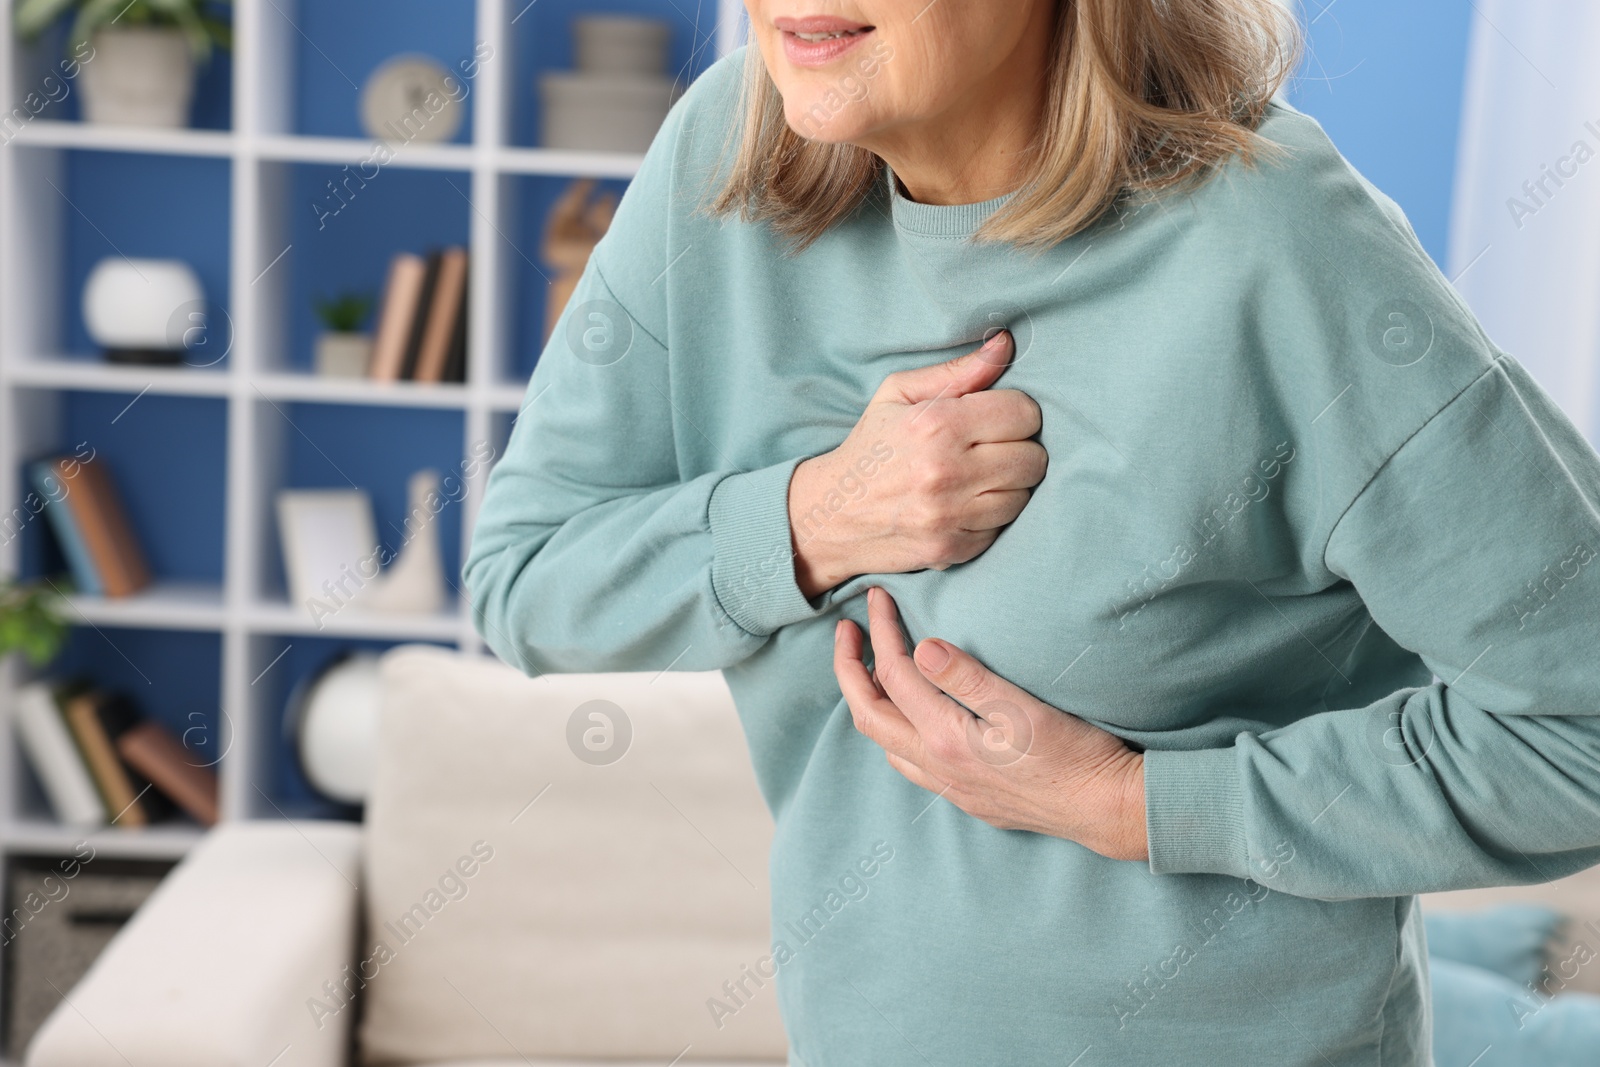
[0,0,746,869]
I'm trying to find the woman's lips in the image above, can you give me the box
[773,16,875,68]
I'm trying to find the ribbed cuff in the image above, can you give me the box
[1144,746,1251,879]
[708,459,827,637]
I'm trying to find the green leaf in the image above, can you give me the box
[68,0,137,50]
[199,12,229,50]
[165,2,211,62]
[313,292,376,333]
[0,578,68,667]
[13,0,79,41]
[56,0,231,60]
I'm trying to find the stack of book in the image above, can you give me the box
[13,682,220,830]
[368,246,470,383]
[30,455,149,599]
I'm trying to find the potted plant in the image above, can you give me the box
[0,577,67,668]
[12,0,233,128]
[313,292,375,379]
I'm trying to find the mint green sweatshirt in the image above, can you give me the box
[465,48,1600,1066]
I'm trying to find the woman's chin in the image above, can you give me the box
[781,104,876,146]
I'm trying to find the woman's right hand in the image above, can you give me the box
[787,331,1047,599]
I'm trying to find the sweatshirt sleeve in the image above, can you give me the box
[462,50,829,677]
[1143,353,1600,898]
[462,258,826,676]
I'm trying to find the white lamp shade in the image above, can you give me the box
[82,257,204,350]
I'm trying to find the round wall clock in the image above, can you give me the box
[359,54,464,144]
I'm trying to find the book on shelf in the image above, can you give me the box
[117,722,219,827]
[29,461,101,597]
[398,250,443,381]
[13,683,105,830]
[414,246,469,383]
[440,259,470,384]
[30,454,150,598]
[11,681,218,829]
[368,246,470,384]
[62,690,175,829]
[368,252,428,382]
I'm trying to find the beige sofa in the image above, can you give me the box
[23,645,1600,1065]
[25,645,788,1067]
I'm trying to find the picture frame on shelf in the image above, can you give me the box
[275,489,376,614]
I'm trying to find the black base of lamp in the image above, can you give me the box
[104,347,187,366]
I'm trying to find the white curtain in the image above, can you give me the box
[1450,1,1600,444]
[716,0,749,56]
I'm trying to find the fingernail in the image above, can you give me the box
[982,329,1009,350]
[834,620,844,644]
[915,640,951,673]
[868,587,880,607]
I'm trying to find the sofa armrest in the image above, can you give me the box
[26,820,363,1067]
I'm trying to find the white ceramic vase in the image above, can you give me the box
[358,469,446,616]
[79,26,196,128]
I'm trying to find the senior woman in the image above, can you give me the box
[465,1,1600,1063]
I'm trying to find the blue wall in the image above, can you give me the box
[1288,0,1475,265]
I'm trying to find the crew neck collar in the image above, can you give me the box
[884,163,1019,239]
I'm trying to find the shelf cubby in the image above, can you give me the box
[276,162,473,375]
[253,400,467,605]
[267,0,480,143]
[9,626,222,832]
[61,151,233,363]
[50,626,225,761]
[4,20,233,132]
[507,0,720,151]
[0,146,233,366]
[9,390,227,593]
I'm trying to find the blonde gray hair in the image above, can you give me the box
[709,0,1301,252]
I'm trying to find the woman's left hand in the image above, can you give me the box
[835,587,1149,861]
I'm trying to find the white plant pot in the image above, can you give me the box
[575,16,670,76]
[79,27,196,128]
[314,332,373,378]
[539,72,678,153]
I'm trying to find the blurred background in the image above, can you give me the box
[0,0,1595,1064]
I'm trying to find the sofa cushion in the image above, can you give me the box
[1422,865,1600,998]
[359,646,787,1065]
[1423,904,1566,989]
[1429,957,1600,1065]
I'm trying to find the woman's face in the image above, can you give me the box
[742,1,1056,147]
